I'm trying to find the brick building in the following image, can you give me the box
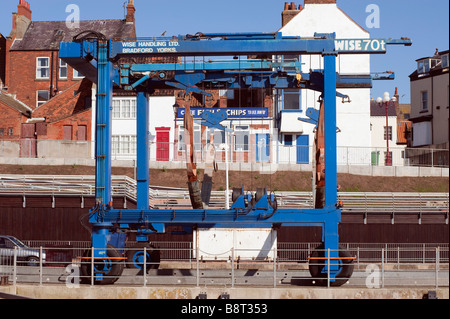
[0,0,136,158]
[407,49,449,166]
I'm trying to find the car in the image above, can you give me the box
[0,235,46,266]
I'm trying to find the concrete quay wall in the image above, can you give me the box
[2,285,448,300]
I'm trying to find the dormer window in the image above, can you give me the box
[442,54,449,68]
[417,58,441,74]
[417,59,430,74]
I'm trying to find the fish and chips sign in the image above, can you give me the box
[177,107,269,119]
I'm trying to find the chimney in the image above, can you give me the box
[282,2,302,27]
[17,0,32,20]
[394,87,399,104]
[304,0,336,4]
[126,0,135,24]
[12,0,32,40]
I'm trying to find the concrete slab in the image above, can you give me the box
[395,166,420,177]
[348,165,372,176]
[419,167,444,177]
[372,166,395,177]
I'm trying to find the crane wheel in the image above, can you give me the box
[126,243,161,270]
[80,244,124,285]
[308,243,354,287]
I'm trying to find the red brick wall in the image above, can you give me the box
[33,79,93,141]
[45,109,91,141]
[0,101,26,139]
[8,50,85,109]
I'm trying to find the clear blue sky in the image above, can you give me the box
[1,0,449,104]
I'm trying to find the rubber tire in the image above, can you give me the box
[308,244,354,287]
[126,244,161,270]
[80,244,124,285]
[26,256,40,267]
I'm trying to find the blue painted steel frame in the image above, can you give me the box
[91,40,114,270]
[136,91,149,210]
[59,33,411,282]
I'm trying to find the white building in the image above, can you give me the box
[90,91,176,162]
[104,0,378,169]
[370,99,404,166]
[111,95,176,161]
[276,1,372,166]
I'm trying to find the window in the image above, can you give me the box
[112,100,120,118]
[281,55,299,71]
[384,126,392,141]
[73,68,84,79]
[178,125,201,151]
[283,89,301,110]
[442,54,449,68]
[122,100,131,118]
[234,126,249,151]
[417,59,430,74]
[112,98,137,119]
[112,136,120,155]
[280,55,301,111]
[421,91,428,111]
[284,134,293,146]
[207,129,226,146]
[8,128,13,136]
[0,238,15,249]
[36,57,50,79]
[112,135,137,155]
[130,136,137,155]
[37,90,49,107]
[120,136,131,154]
[59,59,67,79]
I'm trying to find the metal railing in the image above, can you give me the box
[0,175,448,214]
[15,241,448,264]
[1,243,448,289]
[1,138,448,167]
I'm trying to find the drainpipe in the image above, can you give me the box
[55,51,59,95]
[431,75,434,146]
[50,51,54,98]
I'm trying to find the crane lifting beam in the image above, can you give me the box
[59,31,411,285]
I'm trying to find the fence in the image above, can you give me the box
[1,139,448,168]
[1,175,448,214]
[11,241,447,264]
[0,242,447,288]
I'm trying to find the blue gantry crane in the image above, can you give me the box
[60,31,411,285]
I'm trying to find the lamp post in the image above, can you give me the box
[219,133,230,209]
[376,92,396,166]
[173,103,180,161]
